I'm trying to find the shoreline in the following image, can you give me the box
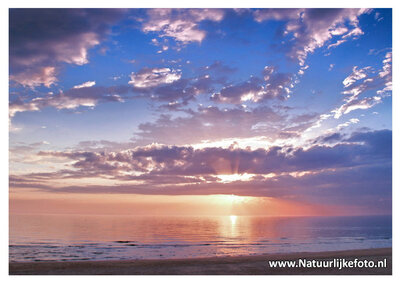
[9,247,392,275]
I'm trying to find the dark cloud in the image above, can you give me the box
[8,68,223,119]
[346,129,392,157]
[211,66,292,104]
[314,133,344,144]
[211,77,264,103]
[30,129,391,180]
[9,8,125,87]
[9,129,391,213]
[126,66,222,107]
[10,163,391,214]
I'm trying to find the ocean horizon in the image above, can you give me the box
[9,214,392,263]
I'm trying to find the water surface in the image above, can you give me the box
[9,214,392,262]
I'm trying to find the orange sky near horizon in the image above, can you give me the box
[9,189,372,217]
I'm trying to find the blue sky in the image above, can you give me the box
[9,8,392,215]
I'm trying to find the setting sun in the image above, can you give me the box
[212,194,249,205]
[226,194,246,203]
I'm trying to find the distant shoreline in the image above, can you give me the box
[9,247,392,275]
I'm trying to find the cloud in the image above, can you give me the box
[254,8,370,66]
[73,81,96,89]
[332,51,392,118]
[333,97,382,119]
[9,141,60,173]
[129,67,181,88]
[9,8,125,87]
[142,8,225,44]
[211,66,292,104]
[254,8,302,22]
[379,51,392,79]
[9,67,222,119]
[9,85,129,118]
[211,77,265,103]
[32,129,390,178]
[9,66,58,88]
[10,130,391,212]
[128,68,226,107]
[335,118,359,130]
[133,105,317,145]
[313,132,344,144]
[342,66,370,88]
[11,163,391,215]
[9,99,40,118]
[327,39,346,49]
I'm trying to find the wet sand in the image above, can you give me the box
[9,247,391,275]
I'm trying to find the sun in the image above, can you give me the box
[226,194,246,203]
[211,194,251,205]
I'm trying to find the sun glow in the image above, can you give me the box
[226,194,246,203]
[229,215,237,225]
[216,173,255,183]
[211,194,250,207]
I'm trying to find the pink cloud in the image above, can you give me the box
[9,66,57,88]
[129,67,181,88]
[142,9,225,44]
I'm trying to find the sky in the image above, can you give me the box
[9,8,392,216]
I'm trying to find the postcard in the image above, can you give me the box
[9,7,392,275]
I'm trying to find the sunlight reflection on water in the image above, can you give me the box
[9,214,392,262]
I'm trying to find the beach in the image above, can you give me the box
[9,247,392,275]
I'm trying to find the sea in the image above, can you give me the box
[9,214,392,262]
